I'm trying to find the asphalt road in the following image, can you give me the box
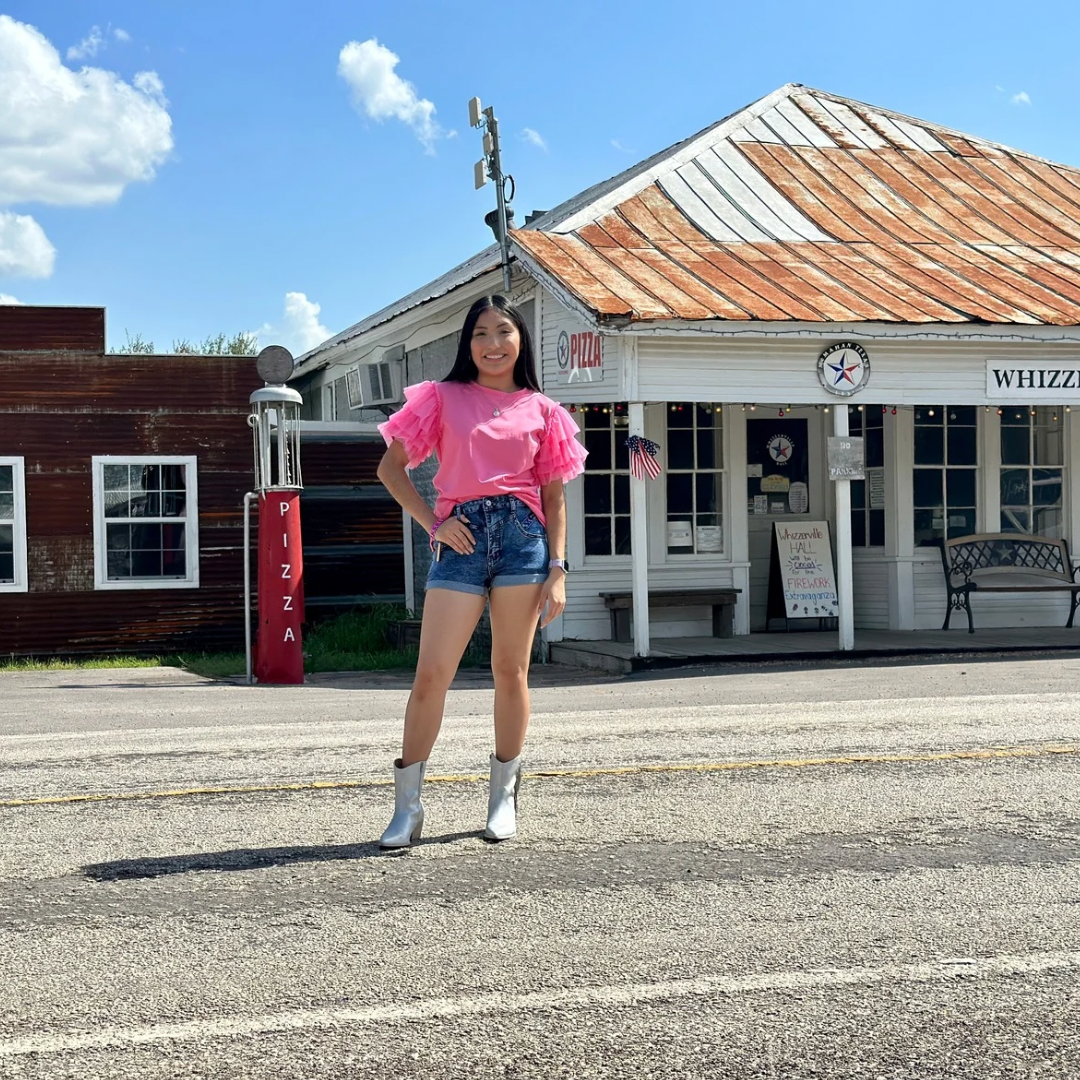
[1,654,1079,1079]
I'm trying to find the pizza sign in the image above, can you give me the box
[556,329,604,383]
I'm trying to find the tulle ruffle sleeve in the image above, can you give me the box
[377,381,442,469]
[535,404,588,486]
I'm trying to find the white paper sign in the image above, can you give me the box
[774,521,838,619]
[695,525,722,552]
[667,520,692,547]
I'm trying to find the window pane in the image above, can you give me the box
[1032,467,1062,509]
[0,465,11,493]
[869,509,886,546]
[914,426,944,465]
[946,468,976,507]
[584,517,611,556]
[1000,425,1029,466]
[949,407,977,426]
[914,509,942,547]
[695,473,721,514]
[698,427,723,470]
[668,403,692,428]
[667,473,692,514]
[851,512,866,547]
[614,433,629,471]
[584,474,611,514]
[614,516,632,555]
[1033,506,1063,537]
[850,479,867,510]
[0,494,12,519]
[695,404,716,428]
[103,464,129,492]
[583,407,609,429]
[668,430,694,470]
[946,510,976,538]
[947,426,977,466]
[1035,423,1063,466]
[913,469,943,508]
[1000,508,1030,533]
[584,431,611,471]
[0,554,12,582]
[866,427,884,469]
[914,407,942,425]
[1001,469,1029,507]
[614,474,630,514]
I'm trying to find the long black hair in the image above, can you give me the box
[442,295,541,391]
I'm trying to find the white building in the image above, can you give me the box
[293,84,1080,661]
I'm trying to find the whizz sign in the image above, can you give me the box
[986,361,1080,398]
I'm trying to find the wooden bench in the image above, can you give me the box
[600,589,741,643]
[940,533,1080,633]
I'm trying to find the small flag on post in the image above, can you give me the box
[626,435,662,481]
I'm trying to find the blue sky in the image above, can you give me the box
[0,0,1077,355]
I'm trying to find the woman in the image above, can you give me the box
[375,295,587,847]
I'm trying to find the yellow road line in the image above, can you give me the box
[2,744,1077,809]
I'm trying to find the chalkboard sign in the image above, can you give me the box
[766,521,839,625]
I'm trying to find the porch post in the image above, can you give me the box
[833,405,855,650]
[628,401,650,656]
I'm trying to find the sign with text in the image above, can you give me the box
[255,492,305,685]
[827,436,865,480]
[772,521,839,619]
[555,328,604,383]
[986,361,1080,399]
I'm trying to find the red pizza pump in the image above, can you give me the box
[244,345,305,685]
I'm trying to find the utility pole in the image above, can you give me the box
[469,97,515,292]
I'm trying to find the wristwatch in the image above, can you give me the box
[548,559,568,573]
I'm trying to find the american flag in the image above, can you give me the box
[626,435,662,481]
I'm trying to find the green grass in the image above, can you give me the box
[0,607,421,678]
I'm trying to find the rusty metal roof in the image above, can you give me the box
[512,84,1080,326]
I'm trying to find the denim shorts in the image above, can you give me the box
[427,495,549,596]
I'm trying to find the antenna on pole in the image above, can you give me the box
[468,96,514,293]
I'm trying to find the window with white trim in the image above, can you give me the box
[848,405,885,547]
[999,405,1065,538]
[93,457,199,589]
[913,406,978,546]
[0,457,28,593]
[582,403,632,556]
[666,402,725,555]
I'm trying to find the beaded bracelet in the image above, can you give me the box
[429,517,446,552]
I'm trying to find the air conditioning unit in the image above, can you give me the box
[346,359,399,409]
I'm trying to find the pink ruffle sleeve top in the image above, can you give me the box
[377,380,588,524]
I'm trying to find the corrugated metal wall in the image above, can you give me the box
[0,350,262,655]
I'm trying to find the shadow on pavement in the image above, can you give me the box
[81,831,480,880]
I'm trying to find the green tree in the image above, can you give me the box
[114,330,259,355]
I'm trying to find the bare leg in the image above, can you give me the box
[488,583,544,762]
[401,589,486,766]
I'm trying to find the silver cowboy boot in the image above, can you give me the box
[484,753,521,841]
[379,758,426,849]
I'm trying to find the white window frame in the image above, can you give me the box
[662,401,728,560]
[92,455,200,590]
[0,457,28,593]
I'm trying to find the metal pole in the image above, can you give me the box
[243,491,257,684]
[485,107,513,292]
[833,406,855,651]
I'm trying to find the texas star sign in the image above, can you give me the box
[817,342,870,396]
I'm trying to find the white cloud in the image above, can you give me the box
[521,127,547,152]
[114,27,131,43]
[0,293,22,304]
[254,292,331,357]
[67,25,104,61]
[1011,91,1032,106]
[0,212,56,278]
[337,38,447,153]
[611,138,632,154]
[0,16,173,208]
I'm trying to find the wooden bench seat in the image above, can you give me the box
[600,589,741,643]
[940,533,1080,633]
